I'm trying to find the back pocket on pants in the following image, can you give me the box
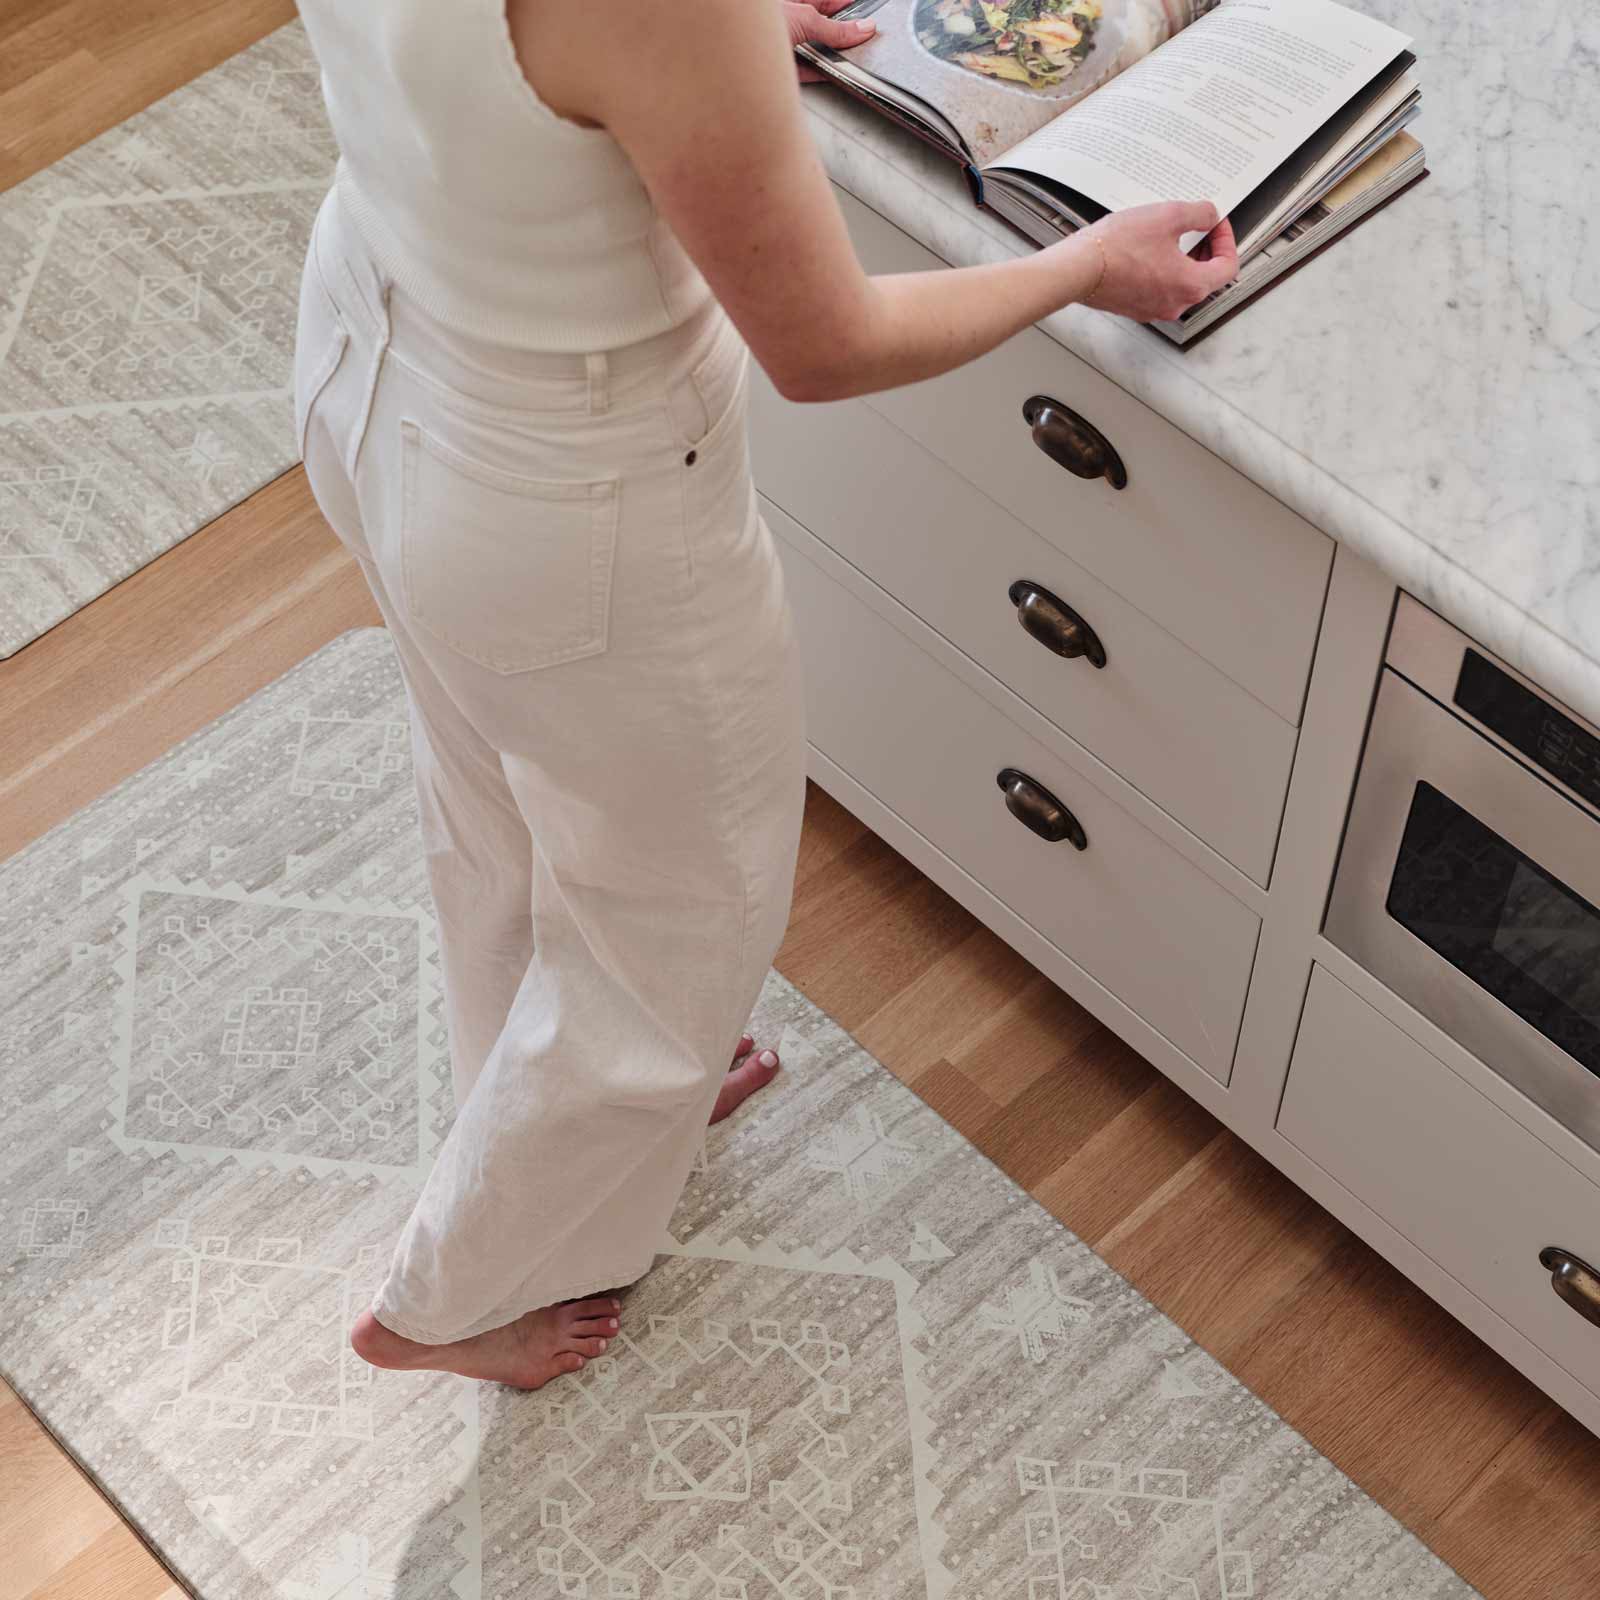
[399,418,620,675]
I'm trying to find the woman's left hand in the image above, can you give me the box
[783,0,877,80]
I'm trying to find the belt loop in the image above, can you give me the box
[345,278,392,479]
[586,351,610,416]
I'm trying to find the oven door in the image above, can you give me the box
[1326,667,1600,1153]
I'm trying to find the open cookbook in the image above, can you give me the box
[797,0,1426,344]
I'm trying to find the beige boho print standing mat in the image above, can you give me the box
[0,626,1479,1600]
[0,27,333,657]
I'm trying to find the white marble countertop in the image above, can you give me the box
[800,0,1600,730]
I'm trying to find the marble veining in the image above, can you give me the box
[800,0,1600,729]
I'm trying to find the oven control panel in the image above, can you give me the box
[1455,649,1600,815]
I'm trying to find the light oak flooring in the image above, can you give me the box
[2,4,1598,1597]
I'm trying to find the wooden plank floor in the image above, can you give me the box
[2,5,1597,1598]
[0,0,296,191]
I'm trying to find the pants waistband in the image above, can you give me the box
[313,182,731,418]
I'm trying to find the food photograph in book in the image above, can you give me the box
[832,0,1220,162]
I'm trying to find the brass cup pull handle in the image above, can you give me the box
[1008,579,1107,668]
[1539,1246,1600,1329]
[997,767,1088,850]
[1023,394,1127,490]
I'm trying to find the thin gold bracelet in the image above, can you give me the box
[1081,229,1108,305]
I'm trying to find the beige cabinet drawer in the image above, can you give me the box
[751,371,1296,884]
[1280,965,1600,1400]
[767,495,1260,1083]
[823,187,1333,726]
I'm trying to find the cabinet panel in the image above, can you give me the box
[1280,964,1600,1401]
[751,373,1297,883]
[767,495,1260,1083]
[825,186,1333,726]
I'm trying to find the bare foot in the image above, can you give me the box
[710,1032,780,1125]
[350,1296,620,1389]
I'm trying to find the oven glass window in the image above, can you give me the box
[1386,781,1600,1074]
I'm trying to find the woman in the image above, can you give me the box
[290,0,1236,1393]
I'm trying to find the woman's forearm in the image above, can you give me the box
[518,0,1234,407]
[772,233,1103,403]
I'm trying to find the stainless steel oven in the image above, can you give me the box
[1326,593,1600,1153]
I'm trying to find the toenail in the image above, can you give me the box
[597,1338,608,1352]
[759,1050,777,1066]
[609,1318,618,1330]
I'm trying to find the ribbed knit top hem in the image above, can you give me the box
[332,166,713,355]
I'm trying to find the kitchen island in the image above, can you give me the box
[794,0,1600,730]
[749,0,1600,1438]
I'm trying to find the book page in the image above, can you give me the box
[805,0,1219,164]
[1152,129,1425,339]
[989,0,1410,222]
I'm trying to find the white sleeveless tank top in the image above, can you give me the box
[296,0,714,352]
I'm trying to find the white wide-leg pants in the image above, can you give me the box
[292,185,807,1345]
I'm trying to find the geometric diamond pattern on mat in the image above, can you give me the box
[0,23,333,656]
[0,629,1481,1600]
[19,195,305,404]
[18,1196,91,1258]
[1017,1456,1253,1599]
[111,878,435,1178]
[514,1249,929,1598]
[287,710,409,800]
[150,1221,383,1440]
